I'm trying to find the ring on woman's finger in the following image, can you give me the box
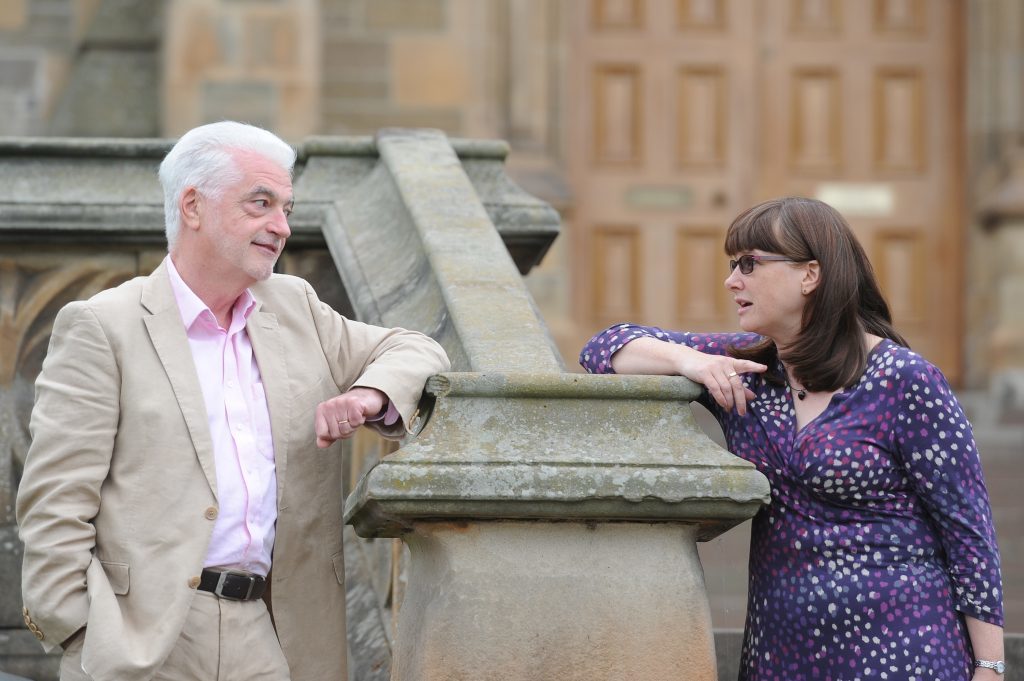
[727,371,738,378]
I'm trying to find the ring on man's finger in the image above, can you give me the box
[727,371,738,378]
[338,419,349,425]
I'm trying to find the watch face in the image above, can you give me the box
[996,661,1006,673]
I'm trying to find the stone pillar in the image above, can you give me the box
[327,128,769,679]
[346,373,769,681]
[981,149,1024,421]
[396,522,712,679]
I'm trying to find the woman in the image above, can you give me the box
[580,197,1004,680]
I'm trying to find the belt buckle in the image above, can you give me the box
[215,570,255,600]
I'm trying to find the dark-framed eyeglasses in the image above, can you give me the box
[728,254,800,275]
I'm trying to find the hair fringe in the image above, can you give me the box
[725,197,908,391]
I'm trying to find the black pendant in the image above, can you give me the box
[796,388,807,400]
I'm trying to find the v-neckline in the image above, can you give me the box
[786,338,891,439]
[791,389,842,435]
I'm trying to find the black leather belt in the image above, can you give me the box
[199,568,267,601]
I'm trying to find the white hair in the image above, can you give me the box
[158,121,296,250]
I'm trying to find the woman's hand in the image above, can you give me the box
[611,337,767,415]
[677,350,766,416]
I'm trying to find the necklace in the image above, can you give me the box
[780,361,808,400]
[785,376,807,400]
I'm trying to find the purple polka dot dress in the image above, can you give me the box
[581,324,1003,681]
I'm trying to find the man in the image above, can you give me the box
[16,121,450,681]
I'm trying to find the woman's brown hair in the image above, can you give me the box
[724,197,908,392]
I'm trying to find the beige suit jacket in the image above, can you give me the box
[16,260,449,681]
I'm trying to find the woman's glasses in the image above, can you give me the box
[728,254,800,275]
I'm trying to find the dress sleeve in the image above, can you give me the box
[579,322,756,374]
[892,359,1004,626]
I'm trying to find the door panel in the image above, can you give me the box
[569,0,963,380]
[569,0,757,332]
[757,0,961,377]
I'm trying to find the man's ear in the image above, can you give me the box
[802,260,821,295]
[180,187,202,231]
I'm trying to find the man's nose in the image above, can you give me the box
[269,209,291,238]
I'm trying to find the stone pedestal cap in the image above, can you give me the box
[345,372,770,541]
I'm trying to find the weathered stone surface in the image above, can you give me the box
[47,42,160,136]
[0,524,22,627]
[0,135,558,274]
[371,128,563,371]
[393,522,717,681]
[0,628,59,680]
[307,129,769,680]
[347,372,769,541]
[296,129,562,371]
[343,525,391,681]
[202,81,279,130]
[82,0,161,45]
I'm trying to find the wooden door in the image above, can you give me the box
[568,0,964,381]
[568,0,757,339]
[755,0,962,378]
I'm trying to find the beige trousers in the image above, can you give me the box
[60,591,291,681]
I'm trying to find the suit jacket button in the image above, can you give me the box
[204,507,218,520]
[188,576,201,589]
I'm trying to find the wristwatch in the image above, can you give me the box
[974,659,1006,674]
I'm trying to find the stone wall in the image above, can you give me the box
[163,0,319,140]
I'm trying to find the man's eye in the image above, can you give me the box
[255,199,269,208]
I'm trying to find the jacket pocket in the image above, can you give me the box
[100,561,130,595]
[331,551,345,587]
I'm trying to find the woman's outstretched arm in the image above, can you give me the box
[581,324,766,415]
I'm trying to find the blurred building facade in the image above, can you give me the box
[1,0,1022,646]
[2,0,1023,395]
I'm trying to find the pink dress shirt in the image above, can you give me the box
[166,258,276,576]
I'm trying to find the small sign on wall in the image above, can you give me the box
[624,185,695,210]
[816,183,895,217]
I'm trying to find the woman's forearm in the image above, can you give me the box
[966,616,1004,679]
[607,335,766,416]
[609,336,691,375]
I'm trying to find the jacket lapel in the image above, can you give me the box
[141,261,219,499]
[246,308,290,506]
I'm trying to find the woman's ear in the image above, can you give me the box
[801,260,821,295]
[180,187,202,231]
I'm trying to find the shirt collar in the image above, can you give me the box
[165,255,257,333]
